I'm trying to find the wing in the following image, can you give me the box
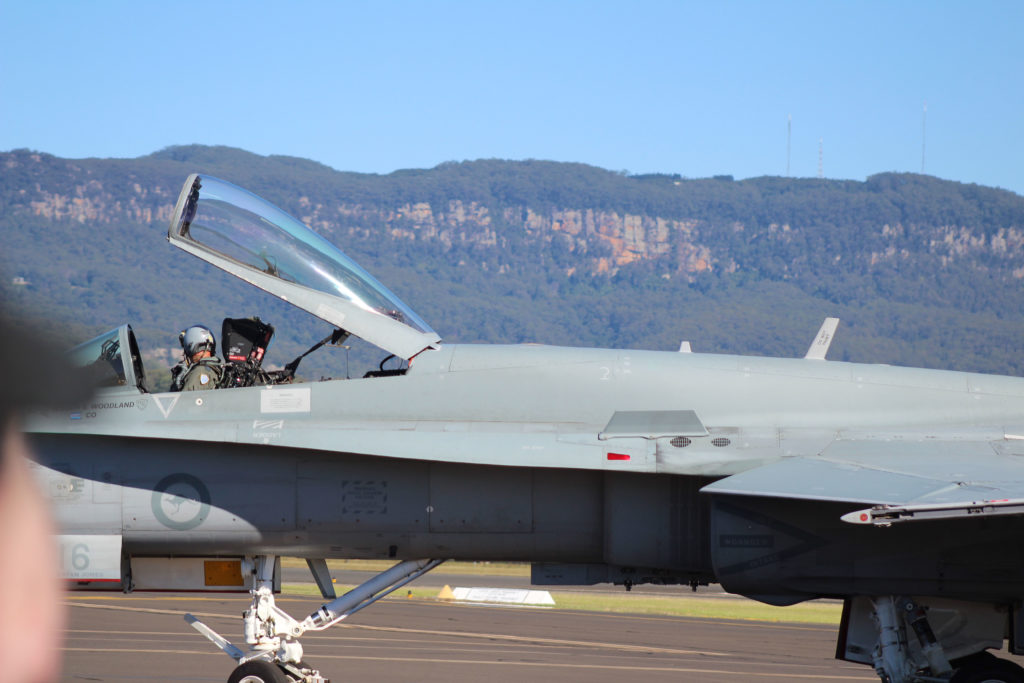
[701,437,1024,525]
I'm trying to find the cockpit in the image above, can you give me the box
[69,175,442,394]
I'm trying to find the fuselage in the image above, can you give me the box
[35,342,1024,450]
[26,343,1024,598]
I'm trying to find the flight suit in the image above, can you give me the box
[168,360,189,392]
[179,357,223,391]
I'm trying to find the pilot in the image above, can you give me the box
[174,325,224,391]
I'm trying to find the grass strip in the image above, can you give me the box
[281,558,529,577]
[281,583,841,625]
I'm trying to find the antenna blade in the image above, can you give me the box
[805,318,840,360]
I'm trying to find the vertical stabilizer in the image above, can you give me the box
[805,318,839,360]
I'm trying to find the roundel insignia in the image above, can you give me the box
[151,473,212,530]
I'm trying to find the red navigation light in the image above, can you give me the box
[607,453,631,461]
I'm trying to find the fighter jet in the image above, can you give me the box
[25,174,1024,683]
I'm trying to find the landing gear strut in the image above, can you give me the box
[187,555,446,683]
[871,596,952,682]
[839,595,1024,683]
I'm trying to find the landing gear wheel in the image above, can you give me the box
[187,558,437,683]
[950,653,1024,683]
[227,660,290,683]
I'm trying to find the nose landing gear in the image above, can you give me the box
[186,555,446,683]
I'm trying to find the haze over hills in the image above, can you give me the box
[2,145,1024,385]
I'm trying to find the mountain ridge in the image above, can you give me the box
[3,145,1024,382]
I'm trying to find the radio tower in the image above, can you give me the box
[817,137,824,179]
[786,114,792,177]
[921,100,927,174]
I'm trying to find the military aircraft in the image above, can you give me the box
[24,174,1024,683]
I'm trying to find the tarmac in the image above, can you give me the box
[61,591,877,682]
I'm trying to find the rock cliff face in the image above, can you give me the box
[18,179,1024,280]
[28,182,177,225]
[16,175,716,277]
[6,149,1024,285]
[299,198,714,277]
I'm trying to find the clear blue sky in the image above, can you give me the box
[2,1,1022,195]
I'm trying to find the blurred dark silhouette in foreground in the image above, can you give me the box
[0,306,92,682]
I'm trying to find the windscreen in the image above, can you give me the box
[173,176,434,335]
[67,327,126,387]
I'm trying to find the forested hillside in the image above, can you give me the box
[2,145,1024,384]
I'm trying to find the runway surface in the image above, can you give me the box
[61,592,877,682]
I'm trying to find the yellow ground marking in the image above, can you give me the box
[65,595,836,634]
[341,623,733,657]
[67,600,731,657]
[63,631,849,674]
[66,594,240,601]
[62,647,223,656]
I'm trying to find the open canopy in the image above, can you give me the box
[167,174,440,360]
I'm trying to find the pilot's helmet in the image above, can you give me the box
[180,325,216,358]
